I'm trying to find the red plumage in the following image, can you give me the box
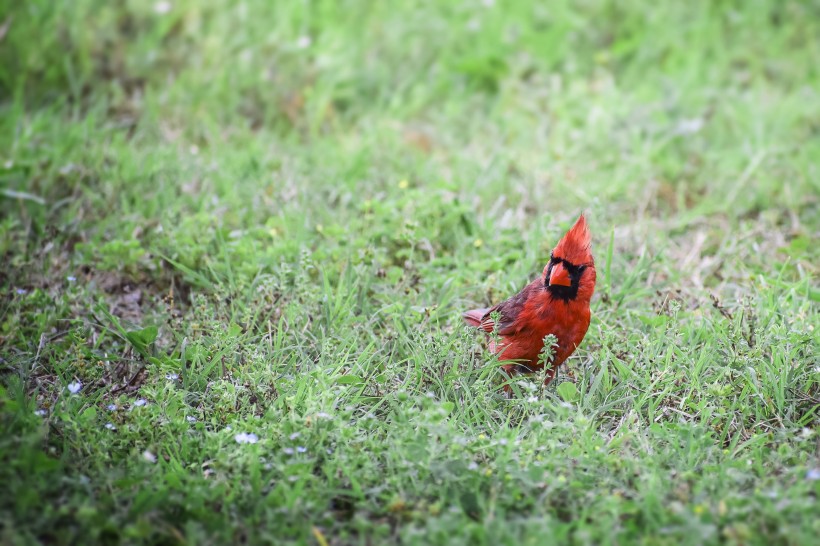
[464,214,596,391]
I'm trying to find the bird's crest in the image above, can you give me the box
[552,214,593,266]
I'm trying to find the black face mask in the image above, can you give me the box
[545,254,586,302]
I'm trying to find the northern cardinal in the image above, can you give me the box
[463,214,596,391]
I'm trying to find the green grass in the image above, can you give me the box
[1,0,819,544]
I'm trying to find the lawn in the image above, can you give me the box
[1,1,819,544]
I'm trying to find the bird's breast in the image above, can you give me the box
[499,297,591,368]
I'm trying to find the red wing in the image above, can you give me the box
[463,288,528,336]
[486,298,523,335]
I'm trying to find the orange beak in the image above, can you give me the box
[549,262,572,287]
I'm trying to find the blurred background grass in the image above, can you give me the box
[2,0,817,291]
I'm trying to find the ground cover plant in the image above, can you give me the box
[1,0,819,544]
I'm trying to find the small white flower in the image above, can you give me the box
[153,1,172,14]
[143,450,157,463]
[107,404,118,411]
[289,432,301,440]
[296,35,311,49]
[234,433,258,444]
[16,288,27,295]
[468,461,479,471]
[296,446,307,453]
[186,416,196,423]
[133,399,147,407]
[3,160,13,169]
[315,412,331,419]
[66,276,77,282]
[34,409,47,417]
[165,373,179,381]
[67,381,82,394]
[806,469,820,481]
[283,447,295,455]
[105,422,116,430]
[674,118,704,136]
[527,396,539,403]
[225,425,232,431]
[498,438,508,446]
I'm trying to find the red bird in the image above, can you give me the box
[464,214,596,391]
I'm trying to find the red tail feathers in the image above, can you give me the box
[463,308,490,327]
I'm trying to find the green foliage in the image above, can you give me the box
[1,0,819,544]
